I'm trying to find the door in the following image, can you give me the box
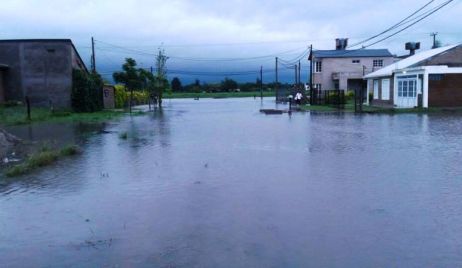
[373,80,379,99]
[381,79,390,100]
[396,76,418,108]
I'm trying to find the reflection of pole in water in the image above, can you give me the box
[27,124,33,141]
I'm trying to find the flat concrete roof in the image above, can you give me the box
[0,39,72,43]
[0,38,88,73]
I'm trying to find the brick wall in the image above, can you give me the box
[370,77,394,107]
[428,73,462,107]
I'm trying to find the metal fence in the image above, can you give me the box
[311,89,346,108]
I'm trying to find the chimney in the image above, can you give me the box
[405,42,421,56]
[336,38,348,50]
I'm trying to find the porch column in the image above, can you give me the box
[366,79,370,105]
[423,72,429,108]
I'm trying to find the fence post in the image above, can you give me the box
[25,96,31,121]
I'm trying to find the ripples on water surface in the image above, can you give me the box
[1,98,462,267]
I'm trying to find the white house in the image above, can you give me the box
[364,44,462,108]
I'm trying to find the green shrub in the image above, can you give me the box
[114,85,128,108]
[345,90,355,101]
[72,70,104,112]
[114,85,150,108]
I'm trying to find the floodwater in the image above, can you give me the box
[1,98,462,267]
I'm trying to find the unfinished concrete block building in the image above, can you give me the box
[0,39,87,108]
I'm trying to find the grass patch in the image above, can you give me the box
[164,91,275,99]
[299,105,341,112]
[0,106,128,126]
[300,99,462,114]
[60,145,80,156]
[5,145,81,177]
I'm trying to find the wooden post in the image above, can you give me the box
[91,37,96,73]
[260,66,263,100]
[129,87,133,113]
[298,60,301,88]
[309,45,313,105]
[25,96,31,121]
[275,57,278,102]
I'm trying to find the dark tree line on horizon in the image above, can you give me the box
[170,77,291,93]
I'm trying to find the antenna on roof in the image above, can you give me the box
[430,32,439,49]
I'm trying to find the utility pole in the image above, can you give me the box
[294,65,297,90]
[298,60,301,89]
[275,57,279,102]
[309,44,314,105]
[91,37,96,73]
[260,66,263,100]
[150,66,153,74]
[430,32,438,48]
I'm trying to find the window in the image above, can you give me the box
[429,74,444,81]
[397,78,417,98]
[398,81,403,97]
[314,61,322,73]
[314,84,322,90]
[352,59,360,64]
[402,81,408,97]
[373,59,383,68]
[373,80,379,99]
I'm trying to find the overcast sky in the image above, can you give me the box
[1,0,461,83]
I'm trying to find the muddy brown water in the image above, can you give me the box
[1,98,462,267]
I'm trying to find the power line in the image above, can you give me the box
[278,48,310,65]
[360,0,454,49]
[167,47,305,62]
[348,0,437,48]
[316,0,455,58]
[95,39,308,62]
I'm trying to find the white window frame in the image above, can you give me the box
[381,79,390,100]
[373,59,384,68]
[314,61,322,73]
[373,80,379,99]
[397,75,417,98]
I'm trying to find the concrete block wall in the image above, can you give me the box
[0,40,85,108]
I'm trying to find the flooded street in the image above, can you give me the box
[1,98,462,267]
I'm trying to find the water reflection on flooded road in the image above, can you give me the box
[1,98,462,267]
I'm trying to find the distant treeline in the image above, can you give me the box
[170,77,291,93]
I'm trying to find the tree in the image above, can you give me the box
[221,77,238,92]
[113,58,143,112]
[171,77,182,92]
[154,49,169,106]
[193,79,201,93]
